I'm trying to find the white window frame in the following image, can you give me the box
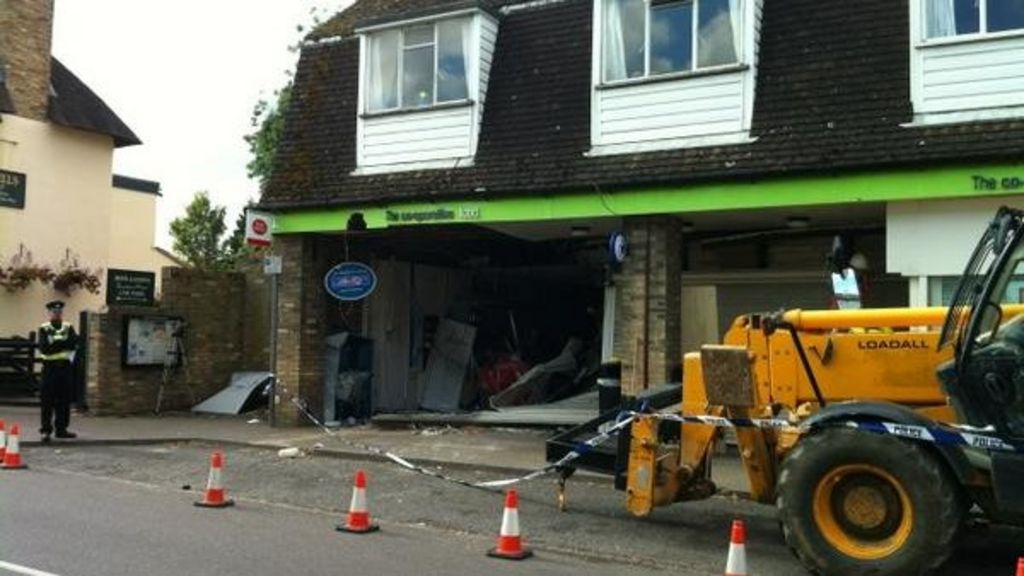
[601,0,744,85]
[920,0,1024,43]
[365,18,472,114]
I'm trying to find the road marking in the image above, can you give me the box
[0,560,63,576]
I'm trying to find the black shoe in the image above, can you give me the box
[41,434,52,444]
[55,431,77,439]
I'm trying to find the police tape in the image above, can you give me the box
[633,410,1023,453]
[291,396,1021,490]
[290,398,636,489]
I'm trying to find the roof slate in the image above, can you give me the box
[48,58,141,148]
[263,0,1024,210]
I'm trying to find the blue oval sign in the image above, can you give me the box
[324,262,377,301]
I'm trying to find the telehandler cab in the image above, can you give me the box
[549,207,1024,575]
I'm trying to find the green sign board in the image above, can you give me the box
[272,162,1024,234]
[0,169,26,209]
[106,269,156,307]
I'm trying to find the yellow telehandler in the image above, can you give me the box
[549,207,1024,575]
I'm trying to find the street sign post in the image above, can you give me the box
[246,210,274,247]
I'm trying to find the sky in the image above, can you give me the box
[52,0,353,250]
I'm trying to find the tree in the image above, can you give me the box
[245,83,292,190]
[221,199,257,266]
[169,192,229,271]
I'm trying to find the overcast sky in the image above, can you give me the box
[52,0,352,250]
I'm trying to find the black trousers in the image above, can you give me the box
[40,360,73,435]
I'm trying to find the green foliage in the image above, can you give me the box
[244,83,292,190]
[221,199,258,267]
[170,192,229,271]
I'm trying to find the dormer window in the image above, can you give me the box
[602,0,741,83]
[925,0,1024,38]
[590,0,761,155]
[355,8,499,174]
[910,0,1024,125]
[366,19,471,113]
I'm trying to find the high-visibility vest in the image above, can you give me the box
[39,322,74,362]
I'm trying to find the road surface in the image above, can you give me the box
[2,443,1021,575]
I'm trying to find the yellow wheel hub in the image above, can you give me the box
[812,464,914,561]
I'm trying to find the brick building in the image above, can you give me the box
[260,0,1024,425]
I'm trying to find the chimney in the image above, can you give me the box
[0,0,55,121]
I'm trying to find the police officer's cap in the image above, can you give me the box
[45,300,65,311]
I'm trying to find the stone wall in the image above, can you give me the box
[613,216,683,396]
[0,0,54,120]
[85,266,269,415]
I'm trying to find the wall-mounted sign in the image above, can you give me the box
[324,262,377,301]
[246,210,274,247]
[608,232,628,264]
[0,169,26,209]
[106,269,156,306]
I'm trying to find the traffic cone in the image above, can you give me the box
[724,519,748,576]
[2,423,27,470]
[487,489,532,560]
[0,419,6,462]
[336,469,379,533]
[194,450,234,508]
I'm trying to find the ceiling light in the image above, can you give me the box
[570,225,591,237]
[786,216,810,229]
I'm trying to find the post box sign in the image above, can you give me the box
[324,262,377,301]
[106,269,156,306]
[245,210,273,247]
[0,169,26,209]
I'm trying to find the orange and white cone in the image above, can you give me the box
[0,419,6,462]
[2,423,27,470]
[487,489,532,560]
[724,519,748,576]
[194,451,234,508]
[337,469,379,533]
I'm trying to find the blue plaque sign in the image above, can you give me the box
[324,262,377,301]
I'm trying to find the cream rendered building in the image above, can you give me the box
[0,0,178,337]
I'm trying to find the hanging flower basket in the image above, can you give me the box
[52,252,102,296]
[0,250,55,293]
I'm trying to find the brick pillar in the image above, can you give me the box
[0,0,55,121]
[273,234,327,426]
[613,216,682,396]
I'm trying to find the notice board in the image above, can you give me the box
[122,315,184,366]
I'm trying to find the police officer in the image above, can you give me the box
[38,300,78,443]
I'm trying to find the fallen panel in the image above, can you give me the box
[420,319,476,412]
[192,371,272,415]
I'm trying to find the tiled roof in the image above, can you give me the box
[48,58,141,148]
[262,0,1024,210]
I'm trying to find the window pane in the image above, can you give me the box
[988,0,1024,32]
[926,0,980,37]
[651,3,693,74]
[437,19,469,102]
[604,0,647,81]
[367,30,399,111]
[698,0,740,67]
[404,24,434,46]
[403,45,435,107]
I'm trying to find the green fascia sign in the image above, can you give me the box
[273,163,1024,234]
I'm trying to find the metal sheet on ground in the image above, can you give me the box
[191,372,271,414]
[420,319,476,412]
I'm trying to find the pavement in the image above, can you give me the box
[0,405,562,474]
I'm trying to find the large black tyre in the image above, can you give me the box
[777,428,965,576]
